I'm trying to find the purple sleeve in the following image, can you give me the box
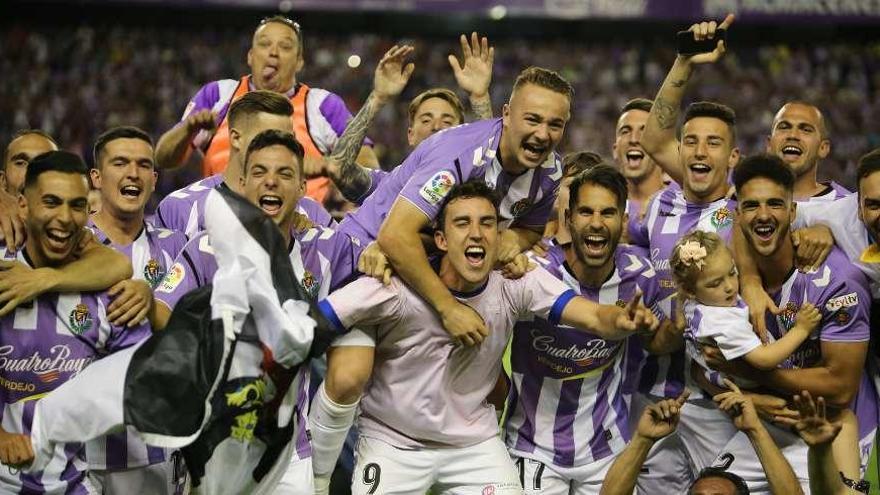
[627,206,651,248]
[326,232,364,292]
[298,197,336,228]
[155,196,187,234]
[154,234,215,311]
[397,144,471,222]
[181,82,221,121]
[818,277,871,343]
[355,169,389,205]
[319,92,374,147]
[160,230,189,259]
[106,320,152,353]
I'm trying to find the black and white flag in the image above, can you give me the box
[30,186,336,494]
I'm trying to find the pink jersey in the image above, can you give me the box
[319,268,576,449]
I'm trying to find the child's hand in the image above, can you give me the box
[793,303,821,334]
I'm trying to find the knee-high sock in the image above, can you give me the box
[309,382,359,479]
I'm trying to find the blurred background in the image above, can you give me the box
[3,0,880,207]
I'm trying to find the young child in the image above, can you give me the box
[670,230,861,483]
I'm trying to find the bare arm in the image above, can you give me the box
[326,45,415,201]
[743,305,817,369]
[560,292,659,341]
[764,341,867,408]
[149,299,172,332]
[154,110,215,171]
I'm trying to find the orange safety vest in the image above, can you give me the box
[203,75,331,203]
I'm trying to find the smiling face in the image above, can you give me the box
[859,170,880,246]
[767,103,829,178]
[680,117,738,201]
[691,247,739,307]
[613,109,658,183]
[247,21,303,92]
[567,182,625,271]
[90,138,156,219]
[20,171,89,267]
[434,195,499,290]
[737,176,796,258]
[3,133,58,195]
[407,97,462,147]
[500,83,570,174]
[241,144,304,229]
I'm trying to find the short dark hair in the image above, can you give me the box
[690,467,750,495]
[562,151,603,178]
[243,129,305,177]
[857,148,880,196]
[512,67,574,101]
[408,88,465,126]
[567,163,629,213]
[4,129,59,169]
[621,98,653,114]
[92,126,153,167]
[24,151,89,190]
[683,101,738,143]
[228,90,293,128]
[732,153,795,196]
[436,180,500,231]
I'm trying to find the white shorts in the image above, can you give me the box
[351,436,521,495]
[711,423,810,495]
[331,328,376,348]
[273,457,313,494]
[88,459,180,495]
[512,454,615,495]
[630,394,694,495]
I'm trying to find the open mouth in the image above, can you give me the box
[781,144,803,161]
[45,228,73,252]
[464,245,486,266]
[625,149,644,168]
[120,185,142,199]
[688,162,711,181]
[262,63,279,80]
[522,141,548,162]
[752,223,776,242]
[258,194,283,215]
[582,234,608,256]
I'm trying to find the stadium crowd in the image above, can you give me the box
[0,10,879,495]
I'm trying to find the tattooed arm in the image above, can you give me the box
[325,45,415,202]
[641,14,735,185]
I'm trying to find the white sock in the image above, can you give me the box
[309,382,359,481]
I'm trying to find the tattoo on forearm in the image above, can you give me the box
[670,78,687,88]
[654,97,679,130]
[330,92,382,201]
[468,95,493,121]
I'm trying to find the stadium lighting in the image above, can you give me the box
[489,5,507,20]
[347,54,362,68]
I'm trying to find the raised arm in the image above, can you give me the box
[560,291,659,341]
[448,32,495,121]
[154,110,215,171]
[642,14,735,185]
[325,45,415,202]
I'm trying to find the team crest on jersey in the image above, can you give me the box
[419,170,456,205]
[301,270,319,299]
[777,302,798,331]
[510,198,533,218]
[158,263,185,293]
[69,304,93,335]
[144,259,166,289]
[836,310,851,325]
[710,207,733,229]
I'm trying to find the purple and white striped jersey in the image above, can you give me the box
[338,119,561,244]
[154,225,363,463]
[504,242,662,468]
[628,185,737,398]
[802,181,850,202]
[319,267,576,449]
[0,248,151,494]
[183,79,370,153]
[83,220,185,471]
[764,247,877,459]
[87,220,187,291]
[155,176,335,238]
